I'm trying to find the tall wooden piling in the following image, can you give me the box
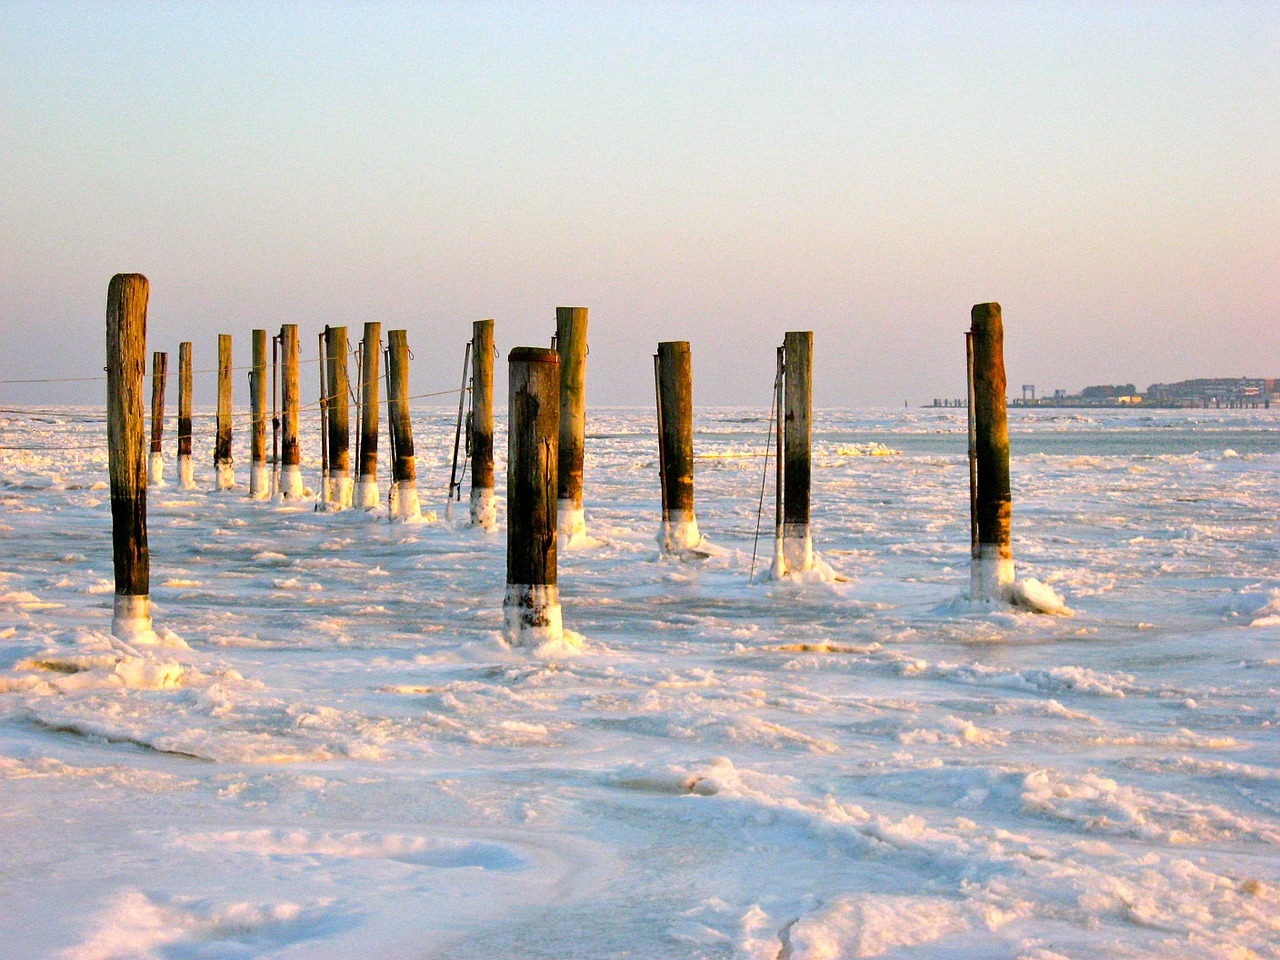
[148,351,167,486]
[177,342,194,489]
[323,325,352,509]
[470,319,496,529]
[555,306,589,540]
[504,347,564,646]
[249,329,270,499]
[970,302,1014,598]
[279,323,304,499]
[106,274,151,639]
[355,321,381,509]
[386,329,421,520]
[215,334,234,490]
[655,341,703,554]
[780,330,814,573]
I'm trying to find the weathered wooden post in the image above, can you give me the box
[970,302,1014,599]
[176,342,194,489]
[279,323,305,499]
[323,325,352,509]
[106,274,151,640]
[214,333,234,490]
[470,319,496,529]
[655,340,704,554]
[249,329,270,499]
[148,351,167,486]
[780,330,814,573]
[555,306,589,540]
[386,329,422,520]
[505,347,564,646]
[355,321,381,509]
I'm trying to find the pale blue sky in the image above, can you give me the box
[3,1,1276,406]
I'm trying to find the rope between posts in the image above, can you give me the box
[0,346,353,384]
[0,443,107,451]
[748,365,781,585]
[0,386,466,425]
[2,340,481,388]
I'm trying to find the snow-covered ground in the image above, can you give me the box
[2,404,1278,959]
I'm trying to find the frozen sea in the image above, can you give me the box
[2,404,1279,959]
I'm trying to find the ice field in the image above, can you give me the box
[1,404,1279,959]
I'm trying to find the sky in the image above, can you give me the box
[2,1,1277,408]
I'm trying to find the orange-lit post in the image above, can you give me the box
[148,351,167,486]
[970,302,1014,599]
[505,347,564,646]
[106,274,152,640]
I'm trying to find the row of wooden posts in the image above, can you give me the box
[106,274,1015,645]
[142,323,423,512]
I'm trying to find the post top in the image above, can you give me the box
[657,340,691,351]
[509,346,561,364]
[970,302,1002,331]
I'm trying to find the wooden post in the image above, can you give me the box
[106,274,151,640]
[318,331,328,504]
[655,340,703,554]
[249,329,270,499]
[386,329,422,520]
[215,333,234,490]
[970,302,1014,598]
[355,321,381,509]
[966,331,979,596]
[555,306,588,540]
[323,325,352,509]
[177,342,194,489]
[446,339,472,518]
[470,319,496,529]
[279,323,305,499]
[781,330,813,573]
[504,347,565,646]
[148,351,167,486]
[271,332,281,492]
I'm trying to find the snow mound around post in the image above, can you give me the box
[765,549,846,584]
[354,477,380,510]
[657,517,713,559]
[248,462,271,499]
[501,584,584,657]
[947,577,1074,615]
[470,487,497,530]
[389,481,425,522]
[1009,577,1074,615]
[278,466,307,501]
[558,503,604,549]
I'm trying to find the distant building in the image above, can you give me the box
[1003,376,1278,409]
[1145,377,1277,407]
[1080,384,1137,399]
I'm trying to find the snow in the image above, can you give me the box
[469,486,497,530]
[2,404,1280,958]
[354,475,380,510]
[388,479,423,521]
[147,451,164,487]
